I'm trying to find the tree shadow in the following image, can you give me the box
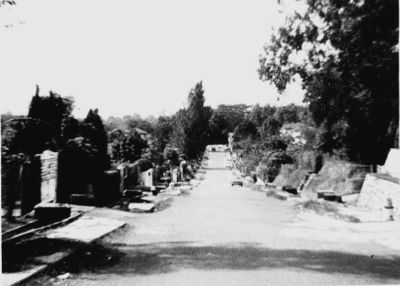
[55,241,400,280]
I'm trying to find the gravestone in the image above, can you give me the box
[40,150,58,203]
[172,168,178,184]
[180,160,187,181]
[117,164,128,192]
[140,168,153,187]
[228,133,234,152]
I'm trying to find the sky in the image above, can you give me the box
[0,0,305,119]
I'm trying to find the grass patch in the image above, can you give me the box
[296,199,361,223]
[265,190,287,201]
[297,199,338,214]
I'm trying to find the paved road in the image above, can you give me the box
[38,152,400,285]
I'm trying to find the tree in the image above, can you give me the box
[163,146,179,167]
[274,104,303,124]
[104,116,126,133]
[153,116,174,152]
[208,104,250,144]
[171,81,212,158]
[82,109,109,169]
[61,116,81,144]
[2,117,56,155]
[233,119,258,141]
[249,104,277,127]
[28,86,74,147]
[258,0,398,165]
[260,117,282,139]
[127,118,154,134]
[208,111,229,144]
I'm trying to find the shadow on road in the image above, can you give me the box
[203,167,228,171]
[41,242,400,281]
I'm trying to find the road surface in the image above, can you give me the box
[35,152,400,285]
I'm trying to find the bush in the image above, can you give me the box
[163,147,179,167]
[255,151,293,182]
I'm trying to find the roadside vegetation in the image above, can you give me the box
[233,0,398,195]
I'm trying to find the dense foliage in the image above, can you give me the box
[170,81,212,159]
[208,104,249,144]
[258,0,399,165]
[28,86,74,147]
[231,103,314,182]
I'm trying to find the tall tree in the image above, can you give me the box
[171,82,212,158]
[249,104,277,127]
[153,116,174,152]
[28,86,74,147]
[208,104,250,144]
[82,108,109,169]
[233,119,258,141]
[258,0,399,165]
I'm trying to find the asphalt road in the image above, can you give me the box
[36,152,400,285]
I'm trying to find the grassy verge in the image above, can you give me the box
[296,199,361,223]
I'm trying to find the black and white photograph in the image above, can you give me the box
[1,0,399,285]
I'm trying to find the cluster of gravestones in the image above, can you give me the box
[4,149,203,220]
[4,149,121,220]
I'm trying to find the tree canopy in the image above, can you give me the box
[28,86,74,147]
[171,81,212,159]
[258,0,399,165]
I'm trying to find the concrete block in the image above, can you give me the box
[34,203,71,222]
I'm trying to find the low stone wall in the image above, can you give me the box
[358,174,400,213]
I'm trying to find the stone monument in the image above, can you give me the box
[140,168,153,187]
[40,150,58,203]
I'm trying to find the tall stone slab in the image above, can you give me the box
[358,174,400,213]
[117,164,128,192]
[228,132,234,153]
[378,148,400,180]
[172,168,178,184]
[40,150,58,203]
[140,168,153,187]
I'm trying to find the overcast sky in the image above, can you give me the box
[0,0,304,119]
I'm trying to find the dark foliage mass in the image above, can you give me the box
[2,87,74,156]
[208,104,249,144]
[153,116,174,152]
[83,109,110,170]
[28,86,74,148]
[233,120,258,141]
[170,81,212,159]
[231,103,313,182]
[258,0,399,165]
